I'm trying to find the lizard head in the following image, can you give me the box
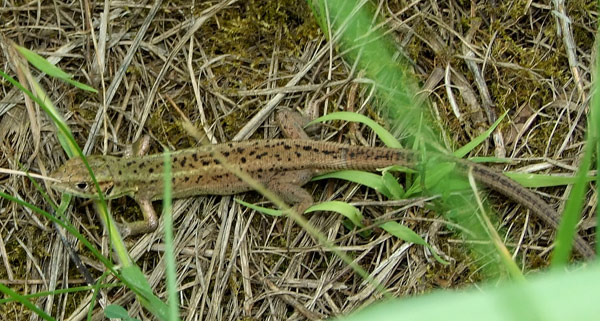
[49,155,127,199]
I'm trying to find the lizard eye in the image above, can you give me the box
[75,182,88,190]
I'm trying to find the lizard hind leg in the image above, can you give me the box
[276,109,312,140]
[266,169,315,215]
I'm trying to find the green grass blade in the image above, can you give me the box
[313,170,394,198]
[453,111,507,158]
[505,172,596,188]
[120,266,169,320]
[161,151,181,321]
[306,201,365,227]
[551,12,600,264]
[104,305,132,320]
[0,191,115,271]
[308,112,402,148]
[336,264,600,321]
[0,284,55,321]
[379,221,448,264]
[235,199,285,217]
[16,46,97,93]
[594,8,600,257]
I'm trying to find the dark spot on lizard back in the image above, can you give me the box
[255,152,268,160]
[180,158,187,167]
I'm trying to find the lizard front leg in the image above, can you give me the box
[119,135,157,237]
[267,170,315,214]
[119,196,159,237]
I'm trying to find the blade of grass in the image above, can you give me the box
[0,191,115,270]
[308,112,402,148]
[16,46,97,93]
[313,170,394,198]
[305,201,365,227]
[0,284,54,321]
[378,221,448,264]
[453,111,507,158]
[504,172,596,188]
[551,12,600,265]
[594,9,600,257]
[336,263,600,321]
[161,150,180,321]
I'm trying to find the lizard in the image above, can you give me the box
[48,110,594,258]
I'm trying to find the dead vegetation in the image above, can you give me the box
[0,0,597,320]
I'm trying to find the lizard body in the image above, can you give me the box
[48,112,594,258]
